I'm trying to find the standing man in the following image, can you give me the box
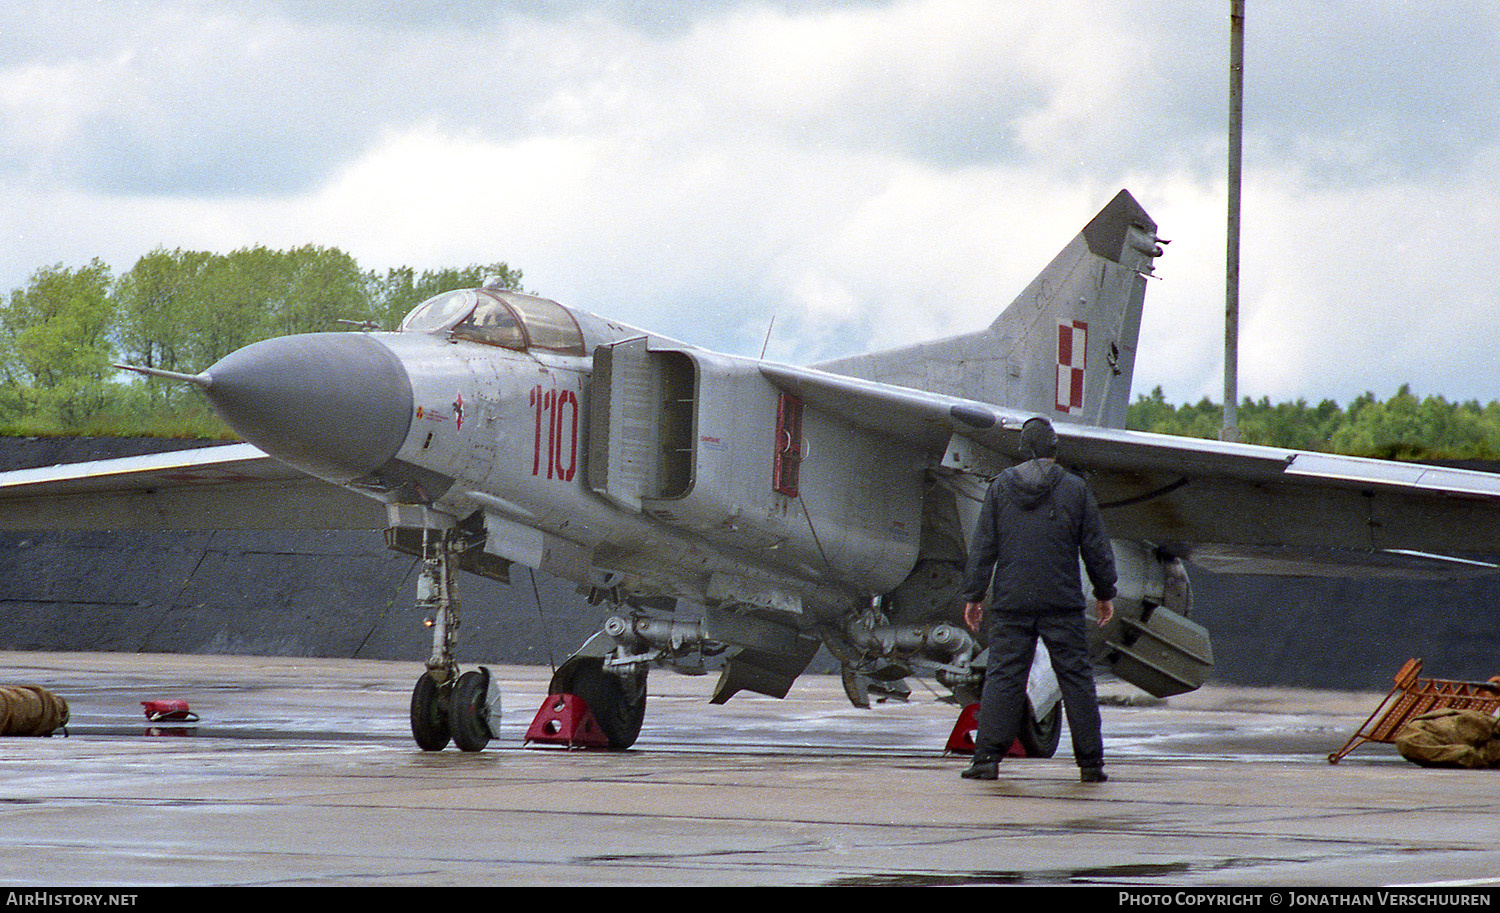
[960,416,1117,783]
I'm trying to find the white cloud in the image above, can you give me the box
[0,0,1496,408]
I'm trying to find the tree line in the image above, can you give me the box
[1128,385,1500,461]
[1,246,520,437]
[4,247,1497,461]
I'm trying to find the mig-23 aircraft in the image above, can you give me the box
[5,190,1500,754]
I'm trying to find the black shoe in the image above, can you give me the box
[961,760,999,780]
[1080,766,1108,783]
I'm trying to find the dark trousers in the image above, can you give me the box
[975,610,1104,768]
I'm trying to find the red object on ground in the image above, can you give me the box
[945,702,1027,757]
[141,699,197,722]
[524,693,611,749]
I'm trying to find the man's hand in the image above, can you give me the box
[963,601,984,633]
[1094,599,1114,627]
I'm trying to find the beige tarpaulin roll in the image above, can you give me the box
[1394,708,1500,769]
[0,684,70,736]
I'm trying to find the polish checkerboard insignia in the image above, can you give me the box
[1056,319,1086,414]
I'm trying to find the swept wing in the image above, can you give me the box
[759,361,1500,578]
[0,443,383,531]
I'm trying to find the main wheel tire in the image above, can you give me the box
[568,660,647,750]
[410,673,452,751]
[1018,701,1062,758]
[450,668,495,753]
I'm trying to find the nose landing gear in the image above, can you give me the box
[406,526,497,752]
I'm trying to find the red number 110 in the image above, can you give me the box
[531,384,578,481]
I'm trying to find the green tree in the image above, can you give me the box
[1,260,118,427]
[1236,397,1344,451]
[1127,386,1177,434]
[274,245,374,338]
[1128,386,1500,461]
[174,247,270,370]
[370,262,522,331]
[3,248,531,437]
[116,249,214,402]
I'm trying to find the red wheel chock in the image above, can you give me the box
[524,693,611,749]
[944,702,1026,757]
[141,699,199,723]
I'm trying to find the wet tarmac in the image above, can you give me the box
[1,651,1497,887]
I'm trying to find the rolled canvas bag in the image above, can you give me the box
[0,684,70,736]
[1394,708,1497,768]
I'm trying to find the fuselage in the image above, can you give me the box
[197,287,924,625]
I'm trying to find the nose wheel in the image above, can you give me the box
[409,667,497,752]
[410,671,451,751]
[450,668,497,752]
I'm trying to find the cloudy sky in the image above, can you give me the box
[2,0,1496,407]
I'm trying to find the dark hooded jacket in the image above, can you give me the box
[961,459,1117,614]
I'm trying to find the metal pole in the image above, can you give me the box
[1223,0,1244,442]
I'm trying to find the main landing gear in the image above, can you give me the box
[1020,701,1062,758]
[407,528,497,752]
[545,655,648,750]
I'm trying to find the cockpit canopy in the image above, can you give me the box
[399,289,585,356]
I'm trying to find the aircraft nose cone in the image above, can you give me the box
[204,333,414,483]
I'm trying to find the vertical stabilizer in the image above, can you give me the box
[815,190,1161,429]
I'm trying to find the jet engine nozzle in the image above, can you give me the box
[202,332,415,484]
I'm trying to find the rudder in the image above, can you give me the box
[816,190,1162,429]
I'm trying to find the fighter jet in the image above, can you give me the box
[5,190,1500,753]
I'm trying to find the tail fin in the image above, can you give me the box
[815,190,1161,429]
